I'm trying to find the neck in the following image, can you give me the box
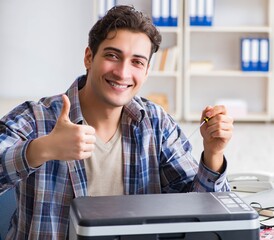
[79,88,123,143]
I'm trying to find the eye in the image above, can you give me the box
[105,53,119,60]
[133,59,146,67]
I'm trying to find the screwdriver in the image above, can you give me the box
[167,117,210,163]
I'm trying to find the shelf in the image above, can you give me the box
[92,0,273,122]
[189,70,272,77]
[184,0,273,122]
[186,112,272,123]
[149,71,178,77]
[187,26,272,33]
[158,27,182,34]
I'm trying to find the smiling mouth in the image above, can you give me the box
[107,80,132,89]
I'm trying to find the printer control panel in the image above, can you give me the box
[212,192,253,213]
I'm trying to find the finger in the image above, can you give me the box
[210,127,233,139]
[83,143,96,152]
[76,144,95,159]
[84,135,96,144]
[206,120,233,138]
[204,105,227,119]
[80,151,93,160]
[82,125,96,135]
[59,94,71,122]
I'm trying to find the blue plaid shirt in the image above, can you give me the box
[0,75,229,239]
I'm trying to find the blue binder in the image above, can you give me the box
[161,0,170,26]
[259,38,269,72]
[197,0,205,26]
[241,38,252,71]
[152,0,162,26]
[106,0,116,10]
[190,0,214,26]
[204,0,214,26]
[98,0,116,19]
[250,38,260,71]
[170,0,178,26]
[189,0,197,26]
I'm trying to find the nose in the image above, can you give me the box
[112,61,131,80]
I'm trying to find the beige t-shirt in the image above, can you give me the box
[83,121,124,196]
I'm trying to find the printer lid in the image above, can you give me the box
[70,192,258,227]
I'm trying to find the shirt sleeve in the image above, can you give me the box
[0,107,38,193]
[191,153,230,192]
[159,116,230,193]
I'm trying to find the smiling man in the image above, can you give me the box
[0,5,233,239]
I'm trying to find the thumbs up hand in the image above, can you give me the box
[48,94,96,161]
[26,94,96,168]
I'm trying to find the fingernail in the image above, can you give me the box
[206,111,212,117]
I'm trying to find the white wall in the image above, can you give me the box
[0,0,93,99]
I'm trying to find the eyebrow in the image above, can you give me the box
[103,47,148,62]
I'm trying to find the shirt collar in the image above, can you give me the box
[124,97,146,123]
[65,75,86,124]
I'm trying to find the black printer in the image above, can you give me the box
[69,192,260,240]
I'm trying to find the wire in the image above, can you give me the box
[166,117,210,163]
[250,202,274,228]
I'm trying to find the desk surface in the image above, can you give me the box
[242,189,274,208]
[238,190,274,239]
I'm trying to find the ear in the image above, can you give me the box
[84,47,93,69]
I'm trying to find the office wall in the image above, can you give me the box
[0,0,93,99]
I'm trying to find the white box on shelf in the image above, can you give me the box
[215,99,248,118]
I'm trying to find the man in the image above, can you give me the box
[0,5,233,239]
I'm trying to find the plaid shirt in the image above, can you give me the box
[0,75,230,239]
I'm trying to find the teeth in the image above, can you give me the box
[109,81,127,89]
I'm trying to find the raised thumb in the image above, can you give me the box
[59,94,71,122]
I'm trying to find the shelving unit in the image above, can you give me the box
[92,0,273,122]
[92,0,183,120]
[183,0,274,122]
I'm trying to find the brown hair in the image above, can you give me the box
[88,5,162,62]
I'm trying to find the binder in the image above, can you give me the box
[106,0,115,11]
[204,0,214,26]
[164,46,178,72]
[241,38,252,71]
[159,48,168,71]
[189,0,197,26]
[152,0,162,26]
[161,0,170,26]
[152,48,163,71]
[98,0,116,19]
[170,0,178,26]
[259,38,269,72]
[250,38,260,71]
[190,0,214,27]
[98,1,106,18]
[197,0,206,26]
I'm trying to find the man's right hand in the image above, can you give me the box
[27,95,96,168]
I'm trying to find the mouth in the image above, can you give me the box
[107,80,132,89]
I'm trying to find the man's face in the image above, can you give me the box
[85,29,151,108]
